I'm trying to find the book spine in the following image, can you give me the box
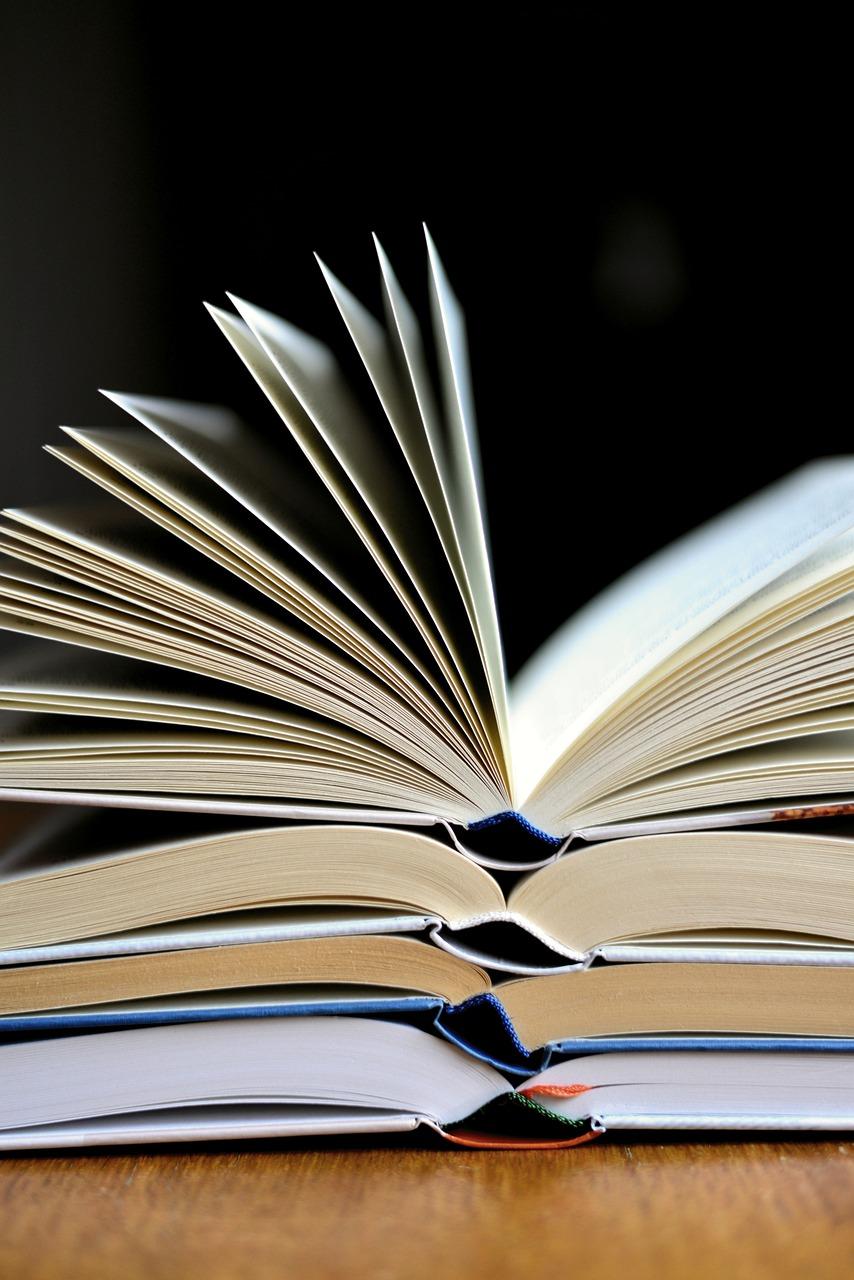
[439,1093,600,1148]
[432,993,546,1077]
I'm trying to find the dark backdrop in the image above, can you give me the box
[1,4,846,675]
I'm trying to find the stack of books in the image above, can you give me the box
[1,230,853,1150]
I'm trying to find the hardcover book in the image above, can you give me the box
[2,1019,854,1151]
[0,229,853,845]
[1,228,854,1149]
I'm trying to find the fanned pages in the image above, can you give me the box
[1,229,854,845]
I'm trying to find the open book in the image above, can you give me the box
[1,229,854,850]
[4,809,854,970]
[2,1018,854,1151]
[2,809,854,1073]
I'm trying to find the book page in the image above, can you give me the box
[0,1018,508,1131]
[42,437,469,751]
[0,500,509,805]
[0,1107,425,1151]
[423,228,511,765]
[210,303,504,780]
[0,237,515,815]
[568,729,854,829]
[512,461,854,808]
[523,1052,854,1128]
[318,241,509,767]
[92,390,492,768]
[0,934,490,1013]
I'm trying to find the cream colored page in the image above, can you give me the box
[94,394,389,624]
[522,532,854,830]
[315,254,465,580]
[315,251,508,742]
[0,637,397,752]
[204,305,501,781]
[47,433,459,738]
[223,291,484,664]
[368,231,511,768]
[512,460,854,803]
[0,541,500,812]
[424,228,511,766]
[564,730,854,829]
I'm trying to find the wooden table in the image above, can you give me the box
[1,1131,852,1278]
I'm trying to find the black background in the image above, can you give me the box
[1,4,847,675]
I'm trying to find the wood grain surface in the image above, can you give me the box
[1,1132,853,1279]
